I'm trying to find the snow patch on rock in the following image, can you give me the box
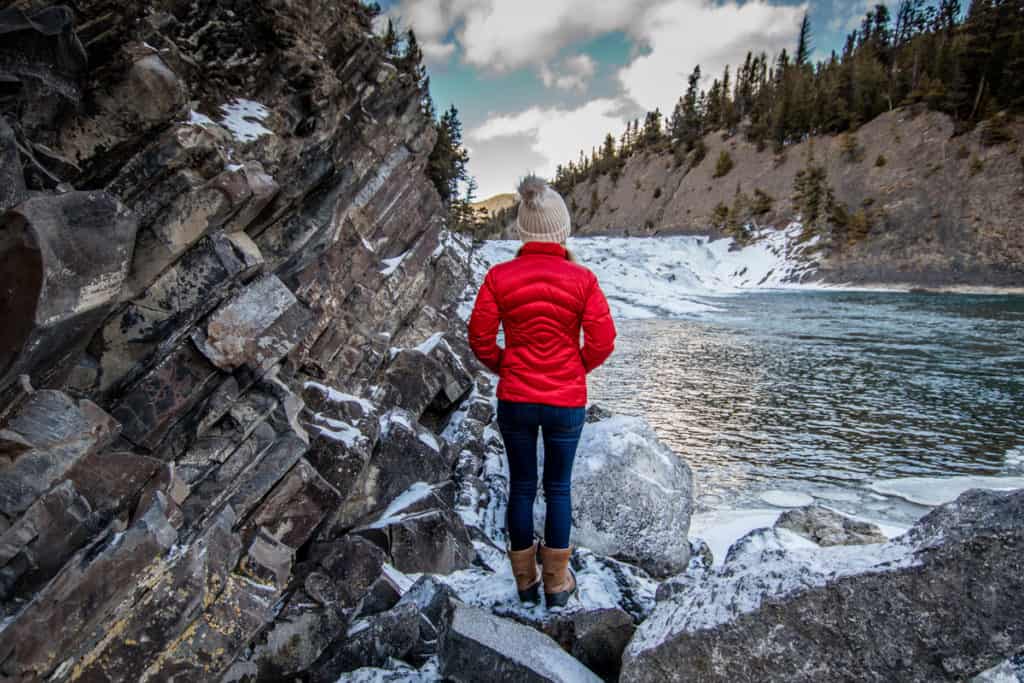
[218,99,274,142]
[627,527,922,657]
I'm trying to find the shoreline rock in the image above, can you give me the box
[622,489,1024,682]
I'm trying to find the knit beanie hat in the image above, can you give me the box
[515,175,571,244]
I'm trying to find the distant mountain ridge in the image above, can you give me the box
[471,192,516,216]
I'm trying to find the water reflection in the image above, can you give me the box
[588,291,1024,506]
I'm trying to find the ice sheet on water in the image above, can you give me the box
[470,225,819,321]
[758,490,816,508]
[870,475,1024,507]
[689,508,782,566]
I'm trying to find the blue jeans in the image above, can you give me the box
[496,400,586,551]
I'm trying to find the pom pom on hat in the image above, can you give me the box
[515,174,571,244]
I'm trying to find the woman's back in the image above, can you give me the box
[468,241,615,408]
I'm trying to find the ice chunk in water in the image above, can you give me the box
[758,490,815,508]
[870,475,1024,507]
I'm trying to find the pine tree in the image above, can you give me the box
[383,18,399,56]
[544,0,1020,194]
[642,109,665,148]
[796,13,813,66]
[427,105,469,205]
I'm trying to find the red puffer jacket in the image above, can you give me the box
[468,242,616,407]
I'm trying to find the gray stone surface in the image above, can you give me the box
[0,192,137,392]
[439,604,603,683]
[309,602,421,682]
[775,504,888,546]
[622,489,1024,683]
[193,273,310,373]
[0,390,119,517]
[331,409,451,531]
[354,481,474,575]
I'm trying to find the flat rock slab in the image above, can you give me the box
[439,604,602,683]
[193,273,310,373]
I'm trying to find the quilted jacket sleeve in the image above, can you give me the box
[580,274,616,373]
[468,270,504,374]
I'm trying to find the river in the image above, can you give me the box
[470,234,1024,553]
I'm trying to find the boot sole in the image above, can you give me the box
[518,580,541,604]
[544,569,577,608]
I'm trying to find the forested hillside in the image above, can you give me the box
[554,0,1022,194]
[480,0,1024,287]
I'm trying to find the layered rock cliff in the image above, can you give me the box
[0,1,480,679]
[565,109,1024,288]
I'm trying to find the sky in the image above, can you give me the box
[376,0,902,199]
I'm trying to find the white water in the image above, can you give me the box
[471,224,819,320]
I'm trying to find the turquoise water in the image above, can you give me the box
[588,290,1024,517]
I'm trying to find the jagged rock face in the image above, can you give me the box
[621,489,1024,683]
[0,1,484,681]
[0,191,138,394]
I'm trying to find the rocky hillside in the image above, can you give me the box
[566,109,1024,287]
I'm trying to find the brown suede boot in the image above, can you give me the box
[509,542,541,603]
[540,544,577,608]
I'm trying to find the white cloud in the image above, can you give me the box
[539,54,597,92]
[422,40,457,61]
[618,1,807,114]
[397,0,817,198]
[391,0,663,71]
[468,98,635,196]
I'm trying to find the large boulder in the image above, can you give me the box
[621,489,1024,683]
[439,604,603,683]
[534,415,693,577]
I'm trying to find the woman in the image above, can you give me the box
[468,175,616,607]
